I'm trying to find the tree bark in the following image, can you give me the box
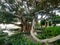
[21,18,32,32]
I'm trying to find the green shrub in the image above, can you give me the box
[54,40,60,45]
[8,33,41,45]
[37,26,60,39]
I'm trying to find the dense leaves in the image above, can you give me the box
[37,26,60,39]
[0,0,60,45]
[8,33,41,45]
[0,12,17,23]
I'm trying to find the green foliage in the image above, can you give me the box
[45,42,49,45]
[8,0,15,4]
[45,26,60,35]
[0,32,41,45]
[40,20,45,25]
[54,40,60,45]
[37,26,60,39]
[53,15,60,19]
[0,0,60,45]
[0,29,60,45]
[8,33,41,45]
[0,30,8,45]
[0,12,17,23]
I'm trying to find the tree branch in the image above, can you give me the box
[0,9,21,19]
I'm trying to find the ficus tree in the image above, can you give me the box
[0,0,60,43]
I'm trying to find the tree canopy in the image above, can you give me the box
[0,0,60,43]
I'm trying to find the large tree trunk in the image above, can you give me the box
[21,18,32,32]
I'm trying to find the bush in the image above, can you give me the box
[0,32,8,45]
[8,33,41,45]
[37,26,60,39]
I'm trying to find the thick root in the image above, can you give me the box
[30,19,60,43]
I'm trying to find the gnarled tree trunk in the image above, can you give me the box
[21,18,32,32]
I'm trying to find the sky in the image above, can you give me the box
[38,10,60,19]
